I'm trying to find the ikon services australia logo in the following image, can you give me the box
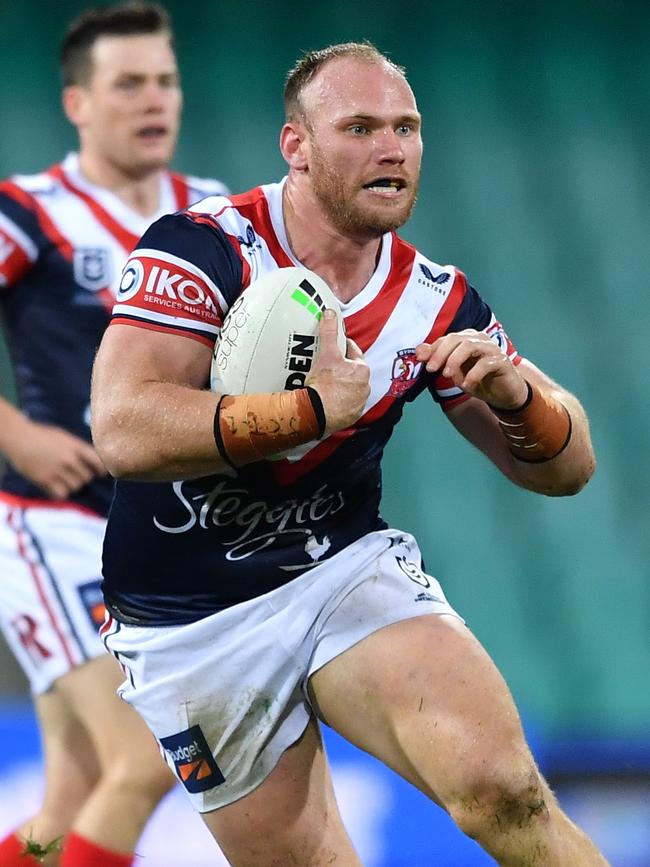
[160,724,225,793]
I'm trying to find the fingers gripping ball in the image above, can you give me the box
[210,267,346,462]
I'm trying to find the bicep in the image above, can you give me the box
[91,324,213,435]
[93,323,213,396]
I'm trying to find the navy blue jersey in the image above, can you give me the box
[101,180,521,625]
[0,153,228,516]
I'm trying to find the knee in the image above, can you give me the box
[103,752,177,805]
[447,760,552,843]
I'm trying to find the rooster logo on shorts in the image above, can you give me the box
[388,348,422,397]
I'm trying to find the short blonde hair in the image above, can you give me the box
[284,41,406,124]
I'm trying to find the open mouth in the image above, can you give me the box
[362,178,406,193]
[137,125,168,140]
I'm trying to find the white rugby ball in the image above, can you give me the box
[210,266,346,396]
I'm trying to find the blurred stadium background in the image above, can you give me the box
[1,0,648,864]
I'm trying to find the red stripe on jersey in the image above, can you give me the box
[2,180,75,262]
[344,236,416,352]
[270,382,411,486]
[270,428,358,486]
[0,179,38,212]
[7,183,115,314]
[0,226,32,285]
[48,165,140,253]
[0,491,102,518]
[109,316,215,348]
[6,507,78,667]
[230,187,294,268]
[186,213,253,289]
[270,385,404,485]
[441,393,471,411]
[422,268,468,344]
[232,236,252,287]
[170,172,191,210]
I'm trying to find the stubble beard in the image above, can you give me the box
[310,146,418,239]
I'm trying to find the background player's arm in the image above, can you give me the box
[90,314,369,481]
[417,332,595,496]
[0,395,106,499]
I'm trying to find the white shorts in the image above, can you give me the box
[0,494,107,694]
[103,528,461,813]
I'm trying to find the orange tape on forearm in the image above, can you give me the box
[491,381,572,463]
[214,388,324,467]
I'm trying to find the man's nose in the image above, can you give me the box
[375,129,405,162]
[141,82,168,111]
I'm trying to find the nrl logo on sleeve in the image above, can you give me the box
[73,247,112,291]
[160,724,225,793]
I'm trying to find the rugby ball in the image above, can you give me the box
[210,266,346,396]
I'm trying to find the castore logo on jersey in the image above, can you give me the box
[418,263,450,285]
[237,225,260,251]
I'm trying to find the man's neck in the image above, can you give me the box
[282,178,383,304]
[77,152,164,218]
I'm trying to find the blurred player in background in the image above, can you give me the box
[91,42,609,867]
[0,3,228,865]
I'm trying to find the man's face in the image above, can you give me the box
[72,32,182,177]
[301,57,423,238]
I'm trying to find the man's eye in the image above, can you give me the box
[397,124,413,135]
[116,79,139,90]
[349,125,368,135]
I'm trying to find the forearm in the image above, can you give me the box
[0,395,29,459]
[501,386,595,496]
[91,381,327,482]
[449,384,595,497]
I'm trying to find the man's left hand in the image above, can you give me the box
[415,329,529,410]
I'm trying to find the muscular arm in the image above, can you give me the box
[417,332,595,497]
[446,359,595,495]
[90,324,227,481]
[91,315,370,482]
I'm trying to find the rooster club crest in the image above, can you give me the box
[73,247,111,291]
[389,348,422,396]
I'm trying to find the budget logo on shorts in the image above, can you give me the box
[78,579,106,630]
[160,725,225,793]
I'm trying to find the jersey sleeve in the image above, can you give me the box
[110,211,242,347]
[0,183,42,288]
[428,276,522,411]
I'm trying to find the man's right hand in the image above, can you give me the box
[6,418,107,500]
[306,309,370,435]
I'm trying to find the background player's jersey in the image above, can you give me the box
[0,153,228,516]
[102,179,520,625]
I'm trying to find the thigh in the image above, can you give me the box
[310,613,536,807]
[203,717,362,867]
[56,653,171,781]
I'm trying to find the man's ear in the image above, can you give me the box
[279,121,309,171]
[62,84,89,127]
